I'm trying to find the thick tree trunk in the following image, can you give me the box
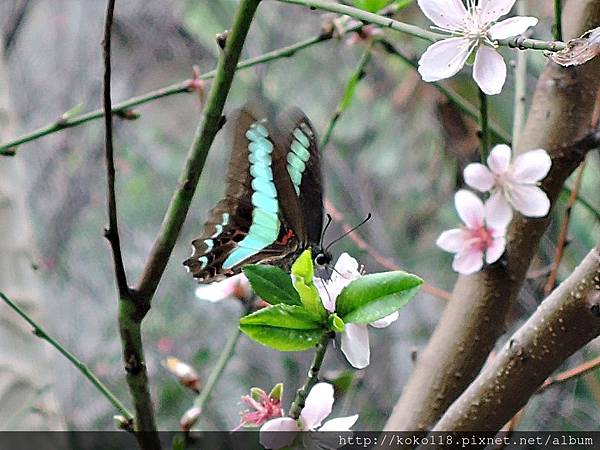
[386,0,600,432]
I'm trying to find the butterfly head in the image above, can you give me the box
[313,247,333,269]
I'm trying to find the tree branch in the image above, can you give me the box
[385,0,600,433]
[102,0,129,298]
[133,0,262,303]
[431,245,600,432]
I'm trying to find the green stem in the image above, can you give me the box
[554,0,563,41]
[377,40,511,144]
[320,45,372,149]
[276,0,567,51]
[560,187,600,221]
[133,0,262,302]
[512,1,528,147]
[194,326,242,413]
[288,333,331,420]
[478,88,489,161]
[0,28,356,155]
[0,292,134,423]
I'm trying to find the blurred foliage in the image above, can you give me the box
[0,0,598,432]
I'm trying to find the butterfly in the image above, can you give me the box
[184,105,331,283]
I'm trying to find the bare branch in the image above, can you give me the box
[432,245,600,432]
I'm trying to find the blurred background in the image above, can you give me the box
[0,0,598,431]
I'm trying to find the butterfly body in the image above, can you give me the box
[184,106,328,283]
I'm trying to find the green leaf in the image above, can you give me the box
[328,313,345,333]
[240,304,322,329]
[353,0,390,13]
[239,324,323,351]
[336,271,423,324]
[394,0,414,10]
[243,265,300,305]
[240,304,324,351]
[291,250,327,320]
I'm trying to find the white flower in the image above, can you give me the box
[417,0,538,95]
[437,190,511,274]
[260,383,358,450]
[464,144,551,217]
[194,273,252,302]
[314,253,399,369]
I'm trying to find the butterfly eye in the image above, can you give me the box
[314,253,330,267]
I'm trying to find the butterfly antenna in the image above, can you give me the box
[325,212,372,252]
[320,214,333,247]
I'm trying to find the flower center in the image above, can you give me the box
[465,225,494,252]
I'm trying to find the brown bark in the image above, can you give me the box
[432,245,600,432]
[385,0,600,432]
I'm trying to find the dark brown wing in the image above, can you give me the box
[272,108,324,247]
[183,106,301,282]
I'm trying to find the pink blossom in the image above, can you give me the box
[260,383,358,449]
[464,144,551,217]
[194,273,252,302]
[417,0,538,95]
[437,190,511,274]
[236,384,284,429]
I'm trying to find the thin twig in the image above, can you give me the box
[102,0,129,298]
[376,39,511,144]
[133,0,262,303]
[540,354,600,391]
[0,25,361,155]
[288,333,331,419]
[478,88,489,161]
[544,161,587,295]
[194,325,242,413]
[275,0,567,51]
[512,2,528,147]
[554,0,563,42]
[320,44,372,149]
[325,199,451,301]
[0,292,134,424]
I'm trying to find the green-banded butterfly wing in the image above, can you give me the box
[184,107,304,282]
[272,108,324,249]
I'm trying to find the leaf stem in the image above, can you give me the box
[320,44,373,149]
[478,88,489,161]
[288,332,331,420]
[0,292,134,423]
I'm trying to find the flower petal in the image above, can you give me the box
[315,277,336,313]
[370,311,399,329]
[436,228,467,253]
[452,249,484,275]
[485,191,513,230]
[455,190,485,229]
[488,17,539,40]
[510,185,551,217]
[301,383,334,430]
[486,237,506,264]
[510,149,552,183]
[260,418,298,449]
[418,38,473,82]
[417,0,467,29]
[319,415,359,432]
[331,252,361,286]
[479,0,516,23]
[341,324,370,369]
[473,45,507,95]
[487,144,512,175]
[195,279,235,302]
[464,163,495,192]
